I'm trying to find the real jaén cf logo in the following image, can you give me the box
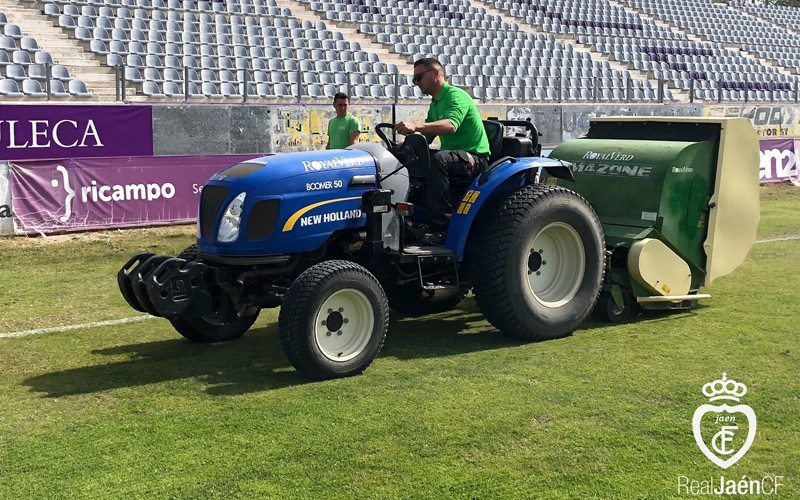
[692,373,756,469]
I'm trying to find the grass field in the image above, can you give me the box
[1,184,798,499]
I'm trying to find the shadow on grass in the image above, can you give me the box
[382,296,526,359]
[22,297,525,397]
[578,302,710,332]
[24,295,689,397]
[22,322,310,398]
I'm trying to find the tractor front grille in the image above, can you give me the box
[199,185,230,238]
[246,199,280,241]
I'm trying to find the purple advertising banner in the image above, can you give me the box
[759,138,799,184]
[9,155,262,234]
[0,104,153,161]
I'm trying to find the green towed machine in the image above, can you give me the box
[548,117,760,322]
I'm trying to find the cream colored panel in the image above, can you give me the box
[703,118,760,285]
[628,239,692,296]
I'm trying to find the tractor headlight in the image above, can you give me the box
[217,191,246,243]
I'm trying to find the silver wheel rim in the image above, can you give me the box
[314,288,374,362]
[525,222,585,307]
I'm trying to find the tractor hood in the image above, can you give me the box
[209,149,378,189]
[197,149,382,258]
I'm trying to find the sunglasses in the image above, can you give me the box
[412,68,436,83]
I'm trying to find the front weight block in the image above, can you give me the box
[117,253,156,312]
[146,258,212,320]
[130,255,173,317]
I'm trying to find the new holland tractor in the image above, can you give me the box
[117,117,759,380]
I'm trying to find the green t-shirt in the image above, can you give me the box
[327,114,360,149]
[424,83,490,157]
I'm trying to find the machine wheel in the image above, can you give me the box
[169,243,260,342]
[593,288,637,324]
[171,305,260,343]
[469,184,605,341]
[177,244,198,260]
[279,260,389,380]
[384,284,468,317]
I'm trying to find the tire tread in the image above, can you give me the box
[469,184,604,340]
[279,260,389,380]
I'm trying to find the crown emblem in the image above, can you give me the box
[702,373,747,402]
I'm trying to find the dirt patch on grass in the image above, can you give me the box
[0,224,196,248]
[760,182,800,199]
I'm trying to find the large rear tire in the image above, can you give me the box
[279,260,389,380]
[469,184,604,340]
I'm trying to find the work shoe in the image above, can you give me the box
[420,232,446,246]
[405,221,429,243]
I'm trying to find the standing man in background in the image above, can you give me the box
[326,92,360,149]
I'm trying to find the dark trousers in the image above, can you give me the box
[425,150,487,232]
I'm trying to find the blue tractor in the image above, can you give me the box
[118,120,606,380]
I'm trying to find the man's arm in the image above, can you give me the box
[395,119,455,137]
[326,121,331,149]
[347,116,360,145]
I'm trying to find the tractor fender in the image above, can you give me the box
[445,156,573,261]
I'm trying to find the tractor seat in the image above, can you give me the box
[499,136,535,158]
[483,120,505,164]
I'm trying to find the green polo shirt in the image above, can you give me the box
[328,114,360,149]
[423,83,490,157]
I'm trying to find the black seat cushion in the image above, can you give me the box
[499,137,535,158]
[482,120,505,164]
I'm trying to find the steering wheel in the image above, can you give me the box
[375,123,400,150]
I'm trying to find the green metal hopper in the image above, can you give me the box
[547,117,760,322]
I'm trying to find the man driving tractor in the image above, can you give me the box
[395,58,490,245]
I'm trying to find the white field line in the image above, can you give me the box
[0,236,798,340]
[756,235,800,243]
[0,315,155,339]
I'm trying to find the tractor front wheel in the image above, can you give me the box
[279,260,389,380]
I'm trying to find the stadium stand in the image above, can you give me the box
[0,0,798,102]
[619,0,797,101]
[0,17,92,98]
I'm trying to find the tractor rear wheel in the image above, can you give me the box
[170,243,260,343]
[383,283,467,317]
[469,184,604,340]
[279,260,389,380]
[171,306,260,343]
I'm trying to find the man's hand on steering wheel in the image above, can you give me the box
[395,122,419,136]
